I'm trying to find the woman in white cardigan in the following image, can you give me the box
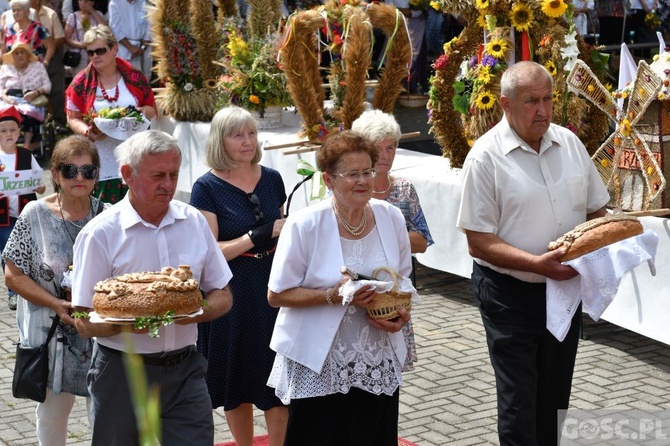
[267,130,413,445]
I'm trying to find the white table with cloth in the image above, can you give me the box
[153,116,670,346]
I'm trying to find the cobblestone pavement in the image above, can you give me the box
[2,262,670,445]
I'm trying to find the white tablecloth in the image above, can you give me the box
[154,116,670,346]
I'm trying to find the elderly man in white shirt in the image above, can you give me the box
[107,0,151,80]
[72,130,234,445]
[457,61,609,446]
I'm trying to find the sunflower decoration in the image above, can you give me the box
[485,38,509,59]
[477,66,493,84]
[475,0,489,11]
[552,89,561,103]
[475,90,497,110]
[544,60,557,77]
[509,2,534,32]
[542,0,568,18]
[427,0,611,168]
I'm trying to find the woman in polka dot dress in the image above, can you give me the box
[190,107,288,446]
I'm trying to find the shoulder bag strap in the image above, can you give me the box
[94,198,104,216]
[74,14,79,47]
[45,316,60,344]
[285,173,313,218]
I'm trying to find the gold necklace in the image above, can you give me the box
[333,202,367,236]
[372,175,393,194]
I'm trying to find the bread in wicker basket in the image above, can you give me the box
[366,267,412,320]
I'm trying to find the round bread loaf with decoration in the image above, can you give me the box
[92,265,202,318]
[547,214,644,262]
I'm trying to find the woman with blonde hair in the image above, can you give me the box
[191,106,288,446]
[65,24,156,203]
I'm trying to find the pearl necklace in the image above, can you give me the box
[333,202,367,236]
[372,175,393,194]
[98,72,120,103]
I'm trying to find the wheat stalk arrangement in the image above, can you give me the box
[217,0,238,24]
[150,0,220,121]
[150,0,188,83]
[191,0,220,86]
[248,0,283,37]
[427,13,480,168]
[367,4,411,113]
[280,10,328,141]
[339,8,371,129]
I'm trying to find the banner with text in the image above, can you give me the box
[0,169,43,196]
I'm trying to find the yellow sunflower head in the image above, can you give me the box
[443,36,458,53]
[552,89,561,103]
[477,13,488,28]
[542,0,568,18]
[475,90,497,110]
[486,39,508,59]
[475,0,489,11]
[510,3,534,32]
[544,60,557,77]
[477,66,493,84]
[620,119,632,137]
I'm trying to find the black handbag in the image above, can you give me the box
[12,315,59,403]
[62,50,81,67]
[62,14,81,67]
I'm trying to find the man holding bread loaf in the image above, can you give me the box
[71,130,234,445]
[456,61,610,446]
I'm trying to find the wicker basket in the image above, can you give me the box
[366,267,412,320]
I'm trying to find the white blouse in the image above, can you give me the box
[268,227,403,404]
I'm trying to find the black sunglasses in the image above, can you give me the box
[86,47,108,57]
[58,163,99,180]
[247,193,264,224]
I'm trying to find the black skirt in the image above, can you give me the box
[284,387,400,446]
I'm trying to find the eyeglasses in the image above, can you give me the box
[334,168,377,182]
[247,193,264,224]
[86,47,108,57]
[58,163,99,180]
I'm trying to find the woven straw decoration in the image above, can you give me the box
[567,59,666,209]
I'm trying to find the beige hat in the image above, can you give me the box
[2,43,38,65]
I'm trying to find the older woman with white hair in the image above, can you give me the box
[351,109,433,253]
[352,109,433,372]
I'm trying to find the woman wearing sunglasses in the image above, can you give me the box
[267,130,412,445]
[190,106,288,446]
[3,135,108,446]
[65,24,156,204]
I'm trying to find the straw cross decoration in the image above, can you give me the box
[567,59,666,206]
